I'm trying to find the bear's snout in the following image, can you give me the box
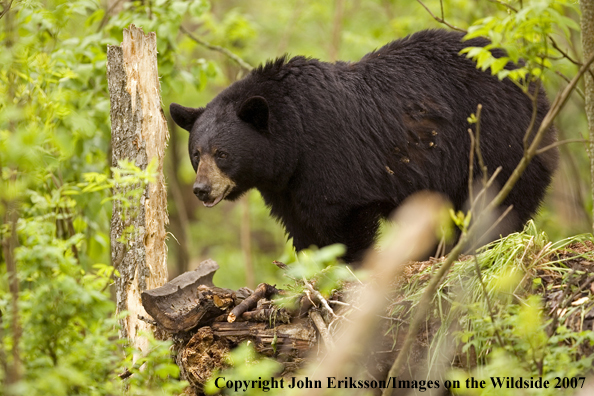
[193,182,211,201]
[191,154,237,207]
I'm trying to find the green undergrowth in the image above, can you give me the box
[390,221,594,395]
[199,223,594,396]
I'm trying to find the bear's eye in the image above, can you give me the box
[215,150,228,160]
[193,152,200,162]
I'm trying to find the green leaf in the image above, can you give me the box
[171,1,189,16]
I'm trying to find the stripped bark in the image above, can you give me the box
[107,24,169,351]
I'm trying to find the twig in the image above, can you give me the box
[273,260,297,281]
[549,36,594,82]
[550,36,581,66]
[468,106,487,211]
[536,138,589,155]
[100,265,118,293]
[474,104,488,188]
[469,166,502,215]
[228,283,279,323]
[345,265,364,285]
[327,300,351,307]
[486,0,518,12]
[378,315,407,323]
[415,0,466,33]
[97,0,125,32]
[277,0,305,53]
[517,235,534,271]
[272,260,288,271]
[434,235,446,258]
[380,0,395,21]
[165,128,191,273]
[329,0,344,61]
[0,310,6,384]
[467,204,514,253]
[181,25,253,72]
[554,70,585,100]
[565,273,594,309]
[303,277,336,318]
[467,128,476,203]
[0,0,14,21]
[309,310,335,349]
[300,290,316,315]
[523,83,540,152]
[473,256,508,351]
[529,241,553,268]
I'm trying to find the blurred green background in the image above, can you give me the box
[1,0,589,293]
[2,1,590,392]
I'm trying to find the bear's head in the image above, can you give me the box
[170,95,272,207]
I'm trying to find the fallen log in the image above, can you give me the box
[139,257,437,393]
[142,260,317,394]
[140,259,316,346]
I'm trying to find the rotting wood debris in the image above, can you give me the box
[140,241,594,394]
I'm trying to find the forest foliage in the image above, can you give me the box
[0,0,593,395]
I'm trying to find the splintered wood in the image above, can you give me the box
[107,24,169,351]
[141,260,236,332]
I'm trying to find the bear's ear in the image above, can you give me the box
[170,103,205,132]
[237,96,269,133]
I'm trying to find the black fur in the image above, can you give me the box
[170,29,558,262]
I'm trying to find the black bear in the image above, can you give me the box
[170,29,558,263]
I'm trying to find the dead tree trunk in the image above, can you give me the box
[582,0,594,233]
[107,24,169,352]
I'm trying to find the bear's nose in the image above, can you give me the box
[193,182,211,201]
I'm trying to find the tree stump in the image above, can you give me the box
[107,24,169,351]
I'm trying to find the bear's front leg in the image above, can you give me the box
[288,203,385,266]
